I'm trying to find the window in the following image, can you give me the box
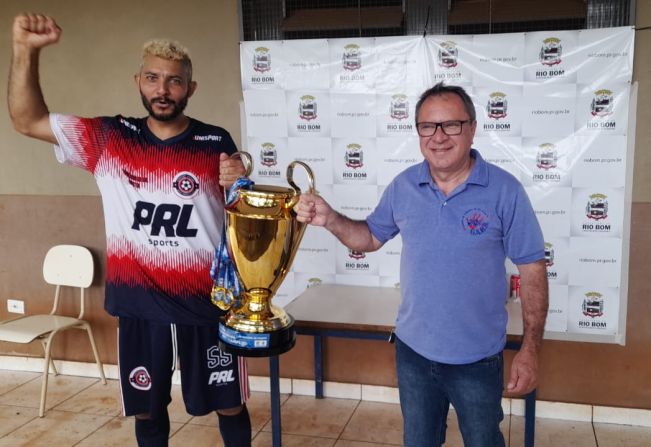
[240,0,634,41]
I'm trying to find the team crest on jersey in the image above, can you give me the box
[173,172,200,198]
[462,208,489,235]
[129,366,152,390]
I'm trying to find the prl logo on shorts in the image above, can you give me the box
[462,208,489,235]
[173,171,199,199]
[129,366,152,391]
[208,370,235,385]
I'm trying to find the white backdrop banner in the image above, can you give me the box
[240,28,635,344]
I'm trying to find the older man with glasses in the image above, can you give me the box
[296,82,548,447]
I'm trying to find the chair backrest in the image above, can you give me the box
[43,245,94,288]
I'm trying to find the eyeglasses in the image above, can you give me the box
[416,120,471,137]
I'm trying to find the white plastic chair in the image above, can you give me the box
[0,245,106,417]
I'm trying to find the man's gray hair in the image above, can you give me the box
[415,82,476,124]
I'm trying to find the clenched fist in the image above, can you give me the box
[13,13,62,50]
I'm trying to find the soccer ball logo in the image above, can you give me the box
[129,366,152,391]
[173,171,200,198]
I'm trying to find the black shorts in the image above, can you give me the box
[118,317,249,417]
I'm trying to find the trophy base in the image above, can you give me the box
[218,319,296,357]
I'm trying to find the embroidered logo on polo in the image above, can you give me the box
[173,171,200,198]
[129,366,152,391]
[462,208,490,235]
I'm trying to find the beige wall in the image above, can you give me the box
[633,1,651,202]
[1,0,651,409]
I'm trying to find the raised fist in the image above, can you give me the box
[13,13,62,50]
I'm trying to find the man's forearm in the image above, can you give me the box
[325,211,381,253]
[519,260,549,354]
[8,45,54,142]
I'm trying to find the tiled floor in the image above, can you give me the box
[1,370,650,446]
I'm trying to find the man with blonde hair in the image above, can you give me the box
[8,12,252,446]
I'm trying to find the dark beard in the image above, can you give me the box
[140,92,189,122]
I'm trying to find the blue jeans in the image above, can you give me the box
[396,337,505,447]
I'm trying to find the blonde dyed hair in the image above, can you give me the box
[141,39,193,80]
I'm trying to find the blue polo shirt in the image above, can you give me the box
[367,149,544,364]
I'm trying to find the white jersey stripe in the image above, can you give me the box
[238,356,250,403]
[171,324,178,371]
[116,325,127,416]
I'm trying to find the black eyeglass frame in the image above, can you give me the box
[416,120,472,137]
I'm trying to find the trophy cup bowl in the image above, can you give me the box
[217,152,315,356]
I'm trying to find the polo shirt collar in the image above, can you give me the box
[467,149,489,187]
[417,148,489,188]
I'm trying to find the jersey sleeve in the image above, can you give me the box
[222,131,238,156]
[49,113,107,174]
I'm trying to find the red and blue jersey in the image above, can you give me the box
[50,114,236,325]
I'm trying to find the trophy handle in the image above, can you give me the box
[230,151,253,177]
[286,161,315,207]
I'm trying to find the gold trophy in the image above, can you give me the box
[216,152,315,356]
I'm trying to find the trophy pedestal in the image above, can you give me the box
[218,318,296,357]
